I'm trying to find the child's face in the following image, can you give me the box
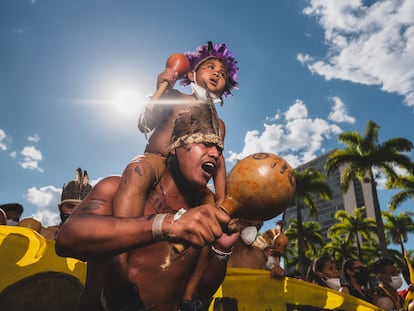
[191,58,227,97]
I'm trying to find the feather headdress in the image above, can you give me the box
[61,167,92,204]
[180,41,239,97]
[169,104,223,151]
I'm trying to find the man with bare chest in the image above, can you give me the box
[56,105,239,311]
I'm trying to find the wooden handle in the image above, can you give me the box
[151,81,169,101]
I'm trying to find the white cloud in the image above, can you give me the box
[328,96,356,123]
[301,0,414,106]
[27,134,40,143]
[18,145,44,172]
[227,99,342,168]
[0,129,8,150]
[25,185,61,226]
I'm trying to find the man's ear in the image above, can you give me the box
[170,148,176,155]
[187,71,195,82]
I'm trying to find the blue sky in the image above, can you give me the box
[1,0,414,253]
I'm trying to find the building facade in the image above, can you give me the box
[282,149,377,244]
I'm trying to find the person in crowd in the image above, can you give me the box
[40,168,92,240]
[260,221,288,279]
[306,255,340,290]
[0,206,6,225]
[0,203,24,226]
[339,258,373,303]
[373,258,404,311]
[55,105,240,311]
[227,219,266,269]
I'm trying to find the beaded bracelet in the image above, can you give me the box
[210,245,234,261]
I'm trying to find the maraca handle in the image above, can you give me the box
[151,81,169,101]
[151,53,190,102]
[172,202,236,254]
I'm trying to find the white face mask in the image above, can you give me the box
[265,256,277,270]
[7,219,18,226]
[325,278,341,290]
[390,275,403,289]
[240,226,258,246]
[190,72,222,105]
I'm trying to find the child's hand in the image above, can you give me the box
[157,68,178,90]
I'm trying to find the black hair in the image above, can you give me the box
[342,258,360,280]
[306,255,336,286]
[1,203,24,215]
[373,258,395,274]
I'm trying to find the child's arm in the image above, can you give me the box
[214,119,227,207]
[214,154,226,207]
[138,68,178,133]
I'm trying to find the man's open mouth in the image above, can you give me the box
[202,162,216,174]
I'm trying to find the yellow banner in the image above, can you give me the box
[209,268,383,311]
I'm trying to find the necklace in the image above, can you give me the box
[148,183,179,214]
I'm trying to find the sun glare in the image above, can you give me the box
[112,89,143,115]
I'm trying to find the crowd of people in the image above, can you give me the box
[304,255,407,311]
[1,40,411,311]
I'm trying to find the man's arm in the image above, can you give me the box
[213,154,226,207]
[55,176,234,261]
[55,176,156,261]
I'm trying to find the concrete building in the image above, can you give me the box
[282,149,377,244]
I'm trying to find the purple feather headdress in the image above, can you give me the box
[180,41,239,97]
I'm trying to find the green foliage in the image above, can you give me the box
[324,120,414,258]
[386,174,414,211]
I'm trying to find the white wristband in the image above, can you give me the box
[152,214,168,240]
[210,245,233,261]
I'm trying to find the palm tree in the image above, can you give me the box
[382,210,414,254]
[360,239,381,267]
[289,168,332,277]
[386,173,414,211]
[285,220,324,255]
[285,220,324,275]
[323,236,358,269]
[328,207,377,258]
[325,120,414,258]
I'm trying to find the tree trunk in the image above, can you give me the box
[296,200,305,278]
[369,169,389,258]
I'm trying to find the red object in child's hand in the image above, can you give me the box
[152,53,190,101]
[166,53,190,78]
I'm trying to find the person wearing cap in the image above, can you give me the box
[56,105,239,311]
[39,168,92,240]
[0,203,24,226]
